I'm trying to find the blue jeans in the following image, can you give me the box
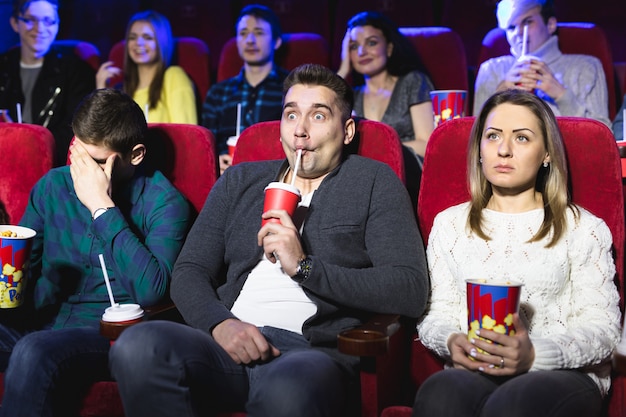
[110,321,356,417]
[412,368,603,417]
[0,325,111,417]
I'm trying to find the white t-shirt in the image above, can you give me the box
[231,191,317,334]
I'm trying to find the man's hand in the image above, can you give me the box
[497,59,535,92]
[212,318,280,364]
[69,140,115,215]
[219,154,233,175]
[257,209,305,276]
[523,59,566,100]
[498,58,565,101]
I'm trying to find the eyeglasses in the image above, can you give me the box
[17,15,58,29]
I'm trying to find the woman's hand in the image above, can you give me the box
[337,29,352,79]
[469,313,535,376]
[448,314,534,376]
[96,61,122,89]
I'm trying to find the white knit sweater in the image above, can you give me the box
[417,202,621,394]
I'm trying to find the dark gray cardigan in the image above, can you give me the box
[171,155,429,370]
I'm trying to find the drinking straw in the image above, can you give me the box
[235,103,242,137]
[521,24,528,57]
[16,103,22,123]
[144,104,149,122]
[98,253,117,307]
[291,149,302,187]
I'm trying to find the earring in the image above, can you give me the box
[543,161,549,168]
[479,158,483,164]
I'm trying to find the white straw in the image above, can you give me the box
[291,149,302,187]
[521,24,528,57]
[235,103,242,137]
[16,103,22,123]
[144,104,149,122]
[98,254,117,307]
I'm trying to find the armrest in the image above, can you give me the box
[100,300,184,341]
[143,300,183,322]
[337,314,401,357]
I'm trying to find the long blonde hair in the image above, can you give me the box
[467,90,576,247]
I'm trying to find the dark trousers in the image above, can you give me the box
[412,368,603,417]
[110,320,355,417]
[0,326,110,417]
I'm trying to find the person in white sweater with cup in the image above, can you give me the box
[473,0,610,127]
[413,89,620,417]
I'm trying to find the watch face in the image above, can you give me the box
[294,257,312,282]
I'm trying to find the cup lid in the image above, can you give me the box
[466,278,523,287]
[430,89,468,94]
[264,181,300,196]
[102,303,144,322]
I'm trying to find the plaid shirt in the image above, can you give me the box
[201,66,289,154]
[19,167,191,330]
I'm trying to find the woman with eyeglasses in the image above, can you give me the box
[0,0,95,166]
[96,10,197,124]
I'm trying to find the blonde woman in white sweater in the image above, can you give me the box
[413,89,621,417]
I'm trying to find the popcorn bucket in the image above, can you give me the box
[0,225,36,308]
[466,279,522,353]
[430,90,467,127]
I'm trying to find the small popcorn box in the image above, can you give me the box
[430,90,467,128]
[0,225,36,308]
[466,279,522,352]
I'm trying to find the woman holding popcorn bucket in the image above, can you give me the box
[413,89,620,417]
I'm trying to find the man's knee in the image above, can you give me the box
[110,322,164,375]
[248,350,349,417]
[10,330,55,366]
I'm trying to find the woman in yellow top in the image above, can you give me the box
[96,10,197,124]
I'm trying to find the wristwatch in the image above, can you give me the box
[292,256,312,283]
[92,207,114,221]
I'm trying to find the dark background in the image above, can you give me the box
[1,0,624,97]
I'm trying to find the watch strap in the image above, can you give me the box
[292,256,312,283]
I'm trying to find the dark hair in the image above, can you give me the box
[123,10,174,110]
[12,0,58,17]
[71,89,147,155]
[283,64,354,122]
[539,0,557,23]
[236,4,282,41]
[346,11,426,84]
[467,89,573,247]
